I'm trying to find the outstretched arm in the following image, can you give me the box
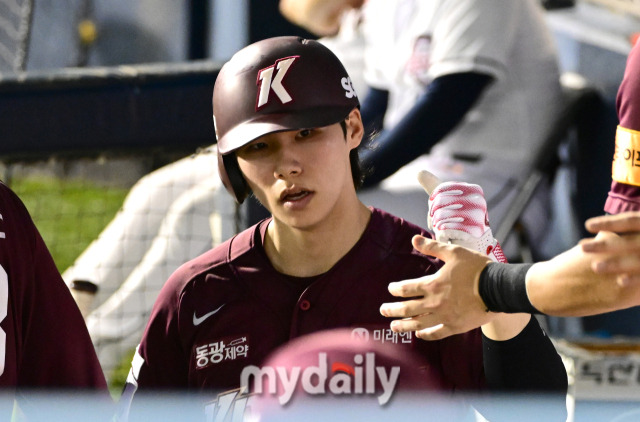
[383,170,530,341]
[395,171,565,393]
[532,212,640,313]
[526,231,640,316]
[381,216,640,340]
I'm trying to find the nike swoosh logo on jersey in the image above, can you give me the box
[193,304,225,326]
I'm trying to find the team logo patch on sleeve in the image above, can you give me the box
[612,125,640,186]
[194,336,250,370]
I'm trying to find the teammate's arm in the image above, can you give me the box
[527,232,640,315]
[409,170,531,341]
[360,73,493,188]
[380,212,640,340]
[412,173,565,393]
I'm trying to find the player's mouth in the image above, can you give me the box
[280,187,314,207]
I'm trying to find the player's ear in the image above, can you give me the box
[345,108,364,149]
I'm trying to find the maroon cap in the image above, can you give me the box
[213,36,360,155]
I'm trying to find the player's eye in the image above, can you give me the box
[241,141,268,154]
[295,129,314,139]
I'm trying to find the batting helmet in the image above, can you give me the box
[213,36,360,203]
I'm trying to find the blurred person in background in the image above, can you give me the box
[63,147,237,377]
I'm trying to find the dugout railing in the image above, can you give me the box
[0,60,223,161]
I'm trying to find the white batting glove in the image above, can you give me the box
[417,170,507,263]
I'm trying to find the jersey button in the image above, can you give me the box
[299,300,311,311]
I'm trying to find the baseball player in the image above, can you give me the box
[120,36,566,421]
[380,39,640,339]
[0,181,109,418]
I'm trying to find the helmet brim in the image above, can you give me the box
[217,105,356,155]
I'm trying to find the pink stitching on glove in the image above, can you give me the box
[429,183,488,238]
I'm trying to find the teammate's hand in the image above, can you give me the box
[380,236,495,340]
[418,170,507,263]
[581,212,640,285]
[418,171,531,339]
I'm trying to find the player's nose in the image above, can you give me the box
[273,138,303,178]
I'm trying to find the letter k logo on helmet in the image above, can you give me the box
[257,57,297,109]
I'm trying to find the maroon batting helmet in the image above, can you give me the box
[213,36,360,203]
[250,329,468,421]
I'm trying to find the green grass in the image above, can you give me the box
[10,176,129,273]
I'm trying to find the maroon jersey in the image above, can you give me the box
[0,182,107,390]
[605,41,640,214]
[125,207,563,417]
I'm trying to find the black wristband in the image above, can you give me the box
[479,263,539,314]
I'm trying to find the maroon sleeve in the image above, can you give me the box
[0,182,107,389]
[605,41,640,214]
